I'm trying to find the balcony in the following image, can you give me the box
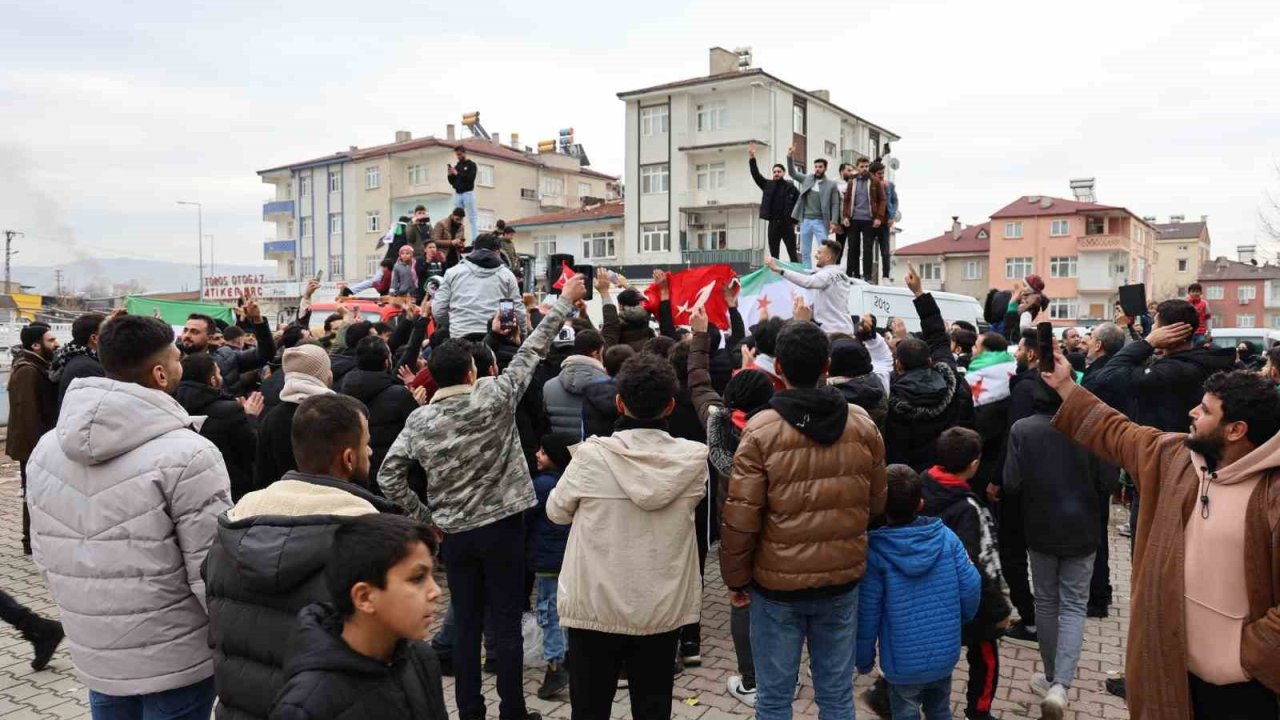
[263,199,295,220]
[680,248,762,266]
[1077,234,1127,252]
[264,240,296,258]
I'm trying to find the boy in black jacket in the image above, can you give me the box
[921,427,1012,720]
[271,514,447,720]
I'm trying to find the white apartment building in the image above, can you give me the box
[615,47,900,273]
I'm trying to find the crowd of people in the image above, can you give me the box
[4,210,1280,720]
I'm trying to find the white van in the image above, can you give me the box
[847,284,984,333]
[1209,328,1280,351]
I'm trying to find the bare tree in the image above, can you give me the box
[1258,162,1280,263]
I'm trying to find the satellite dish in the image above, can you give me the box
[1027,196,1040,204]
[888,157,900,171]
[1040,198,1053,209]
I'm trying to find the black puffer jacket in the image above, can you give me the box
[54,351,104,415]
[1104,340,1235,432]
[204,475,403,720]
[328,351,357,392]
[339,369,418,476]
[581,378,620,438]
[269,603,446,720]
[254,401,299,492]
[176,380,259,501]
[828,374,887,429]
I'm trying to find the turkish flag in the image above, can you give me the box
[552,261,576,290]
[644,264,736,330]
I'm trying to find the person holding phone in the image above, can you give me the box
[433,233,524,341]
[448,145,479,240]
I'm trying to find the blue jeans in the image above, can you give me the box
[454,190,478,241]
[798,218,827,270]
[888,675,953,719]
[535,576,565,663]
[89,676,216,720]
[750,586,859,720]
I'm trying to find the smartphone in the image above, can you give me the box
[498,299,516,330]
[578,264,594,302]
[314,270,323,282]
[1037,322,1056,374]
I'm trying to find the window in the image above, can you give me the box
[792,103,806,135]
[1004,222,1023,239]
[300,216,313,237]
[365,166,381,189]
[1239,284,1257,302]
[696,101,727,132]
[964,260,984,280]
[365,211,380,233]
[641,223,671,253]
[1050,219,1070,236]
[1177,258,1188,272]
[869,130,881,158]
[918,263,941,281]
[578,182,591,198]
[365,253,382,276]
[1206,285,1224,300]
[694,225,727,251]
[1238,314,1256,328]
[640,105,669,136]
[1005,257,1033,279]
[1049,255,1078,278]
[581,231,616,260]
[1178,244,1188,252]
[300,256,314,278]
[533,235,556,261]
[1049,297,1079,321]
[328,170,341,192]
[299,175,312,196]
[477,164,495,187]
[1271,314,1280,329]
[1085,216,1106,235]
[521,188,538,200]
[476,210,495,232]
[328,213,342,235]
[542,176,565,196]
[695,162,727,190]
[640,164,669,194]
[824,141,837,158]
[328,254,344,277]
[407,164,427,186]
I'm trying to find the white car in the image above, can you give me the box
[1209,328,1280,351]
[847,284,985,333]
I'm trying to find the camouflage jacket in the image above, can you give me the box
[377,296,572,533]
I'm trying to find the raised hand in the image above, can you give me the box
[748,142,756,159]
[905,263,923,297]
[244,297,263,323]
[740,344,757,369]
[240,392,265,417]
[398,365,417,386]
[792,294,813,323]
[561,273,587,304]
[412,386,429,406]
[594,267,612,295]
[690,306,709,334]
[723,280,740,308]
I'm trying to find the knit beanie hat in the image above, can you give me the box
[1025,274,1045,294]
[540,433,577,472]
[723,369,775,413]
[283,345,333,388]
[830,338,873,377]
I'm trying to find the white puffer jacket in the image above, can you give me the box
[27,377,232,695]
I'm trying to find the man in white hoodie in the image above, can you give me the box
[764,240,858,336]
[548,352,708,720]
[27,314,233,720]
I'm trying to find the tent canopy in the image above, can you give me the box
[125,296,235,328]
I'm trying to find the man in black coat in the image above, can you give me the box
[180,299,276,398]
[51,312,107,415]
[255,345,334,491]
[204,394,404,720]
[339,336,421,478]
[176,354,262,502]
[748,141,800,262]
[581,345,634,438]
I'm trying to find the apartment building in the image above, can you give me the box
[1150,215,1212,300]
[257,124,618,283]
[895,220,991,300]
[1197,252,1280,330]
[615,47,900,274]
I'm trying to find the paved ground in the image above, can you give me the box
[0,458,1132,719]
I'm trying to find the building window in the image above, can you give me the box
[521,188,538,200]
[694,225,728,251]
[581,231,616,260]
[918,263,941,281]
[365,211,381,233]
[964,260,984,280]
[329,213,342,235]
[1270,314,1280,329]
[300,216,313,237]
[641,223,670,253]
[640,105,669,136]
[578,182,591,198]
[476,210,496,232]
[300,256,314,278]
[1178,244,1188,252]
[407,164,427,186]
[542,176,565,196]
[1004,222,1023,239]
[533,235,556,261]
[1206,285,1224,300]
[869,130,881,158]
[695,162,727,190]
[1049,297,1079,321]
[477,164,495,187]
[1049,256,1078,278]
[365,166,381,190]
[1050,219,1070,236]
[792,103,806,135]
[1238,284,1257,302]
[1238,314,1256,328]
[696,100,727,132]
[365,253,382,276]
[299,176,312,196]
[1177,258,1188,273]
[328,170,341,193]
[824,141,837,158]
[640,164,669,194]
[1005,257,1033,279]
[329,254,344,278]
[1086,216,1106,235]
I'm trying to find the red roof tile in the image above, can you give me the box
[508,202,624,228]
[897,222,991,256]
[1154,221,1207,241]
[1197,258,1280,282]
[988,196,1119,219]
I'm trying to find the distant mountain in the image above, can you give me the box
[10,259,275,296]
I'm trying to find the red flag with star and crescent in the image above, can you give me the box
[643,264,737,330]
[551,261,576,291]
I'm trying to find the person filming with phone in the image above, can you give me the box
[434,232,524,342]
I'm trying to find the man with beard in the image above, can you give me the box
[786,146,840,270]
[51,312,106,413]
[748,142,799,263]
[433,207,468,269]
[180,297,276,398]
[1043,355,1280,720]
[6,323,58,555]
[597,271,656,353]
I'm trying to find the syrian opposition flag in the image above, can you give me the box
[552,260,576,291]
[739,260,814,329]
[643,264,736,330]
[966,350,1018,407]
[378,220,409,247]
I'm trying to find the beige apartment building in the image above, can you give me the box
[1150,214,1212,300]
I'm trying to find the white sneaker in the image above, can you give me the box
[1041,683,1068,720]
[727,676,756,708]
[1030,672,1051,696]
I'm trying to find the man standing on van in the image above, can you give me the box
[765,241,856,336]
[786,146,839,270]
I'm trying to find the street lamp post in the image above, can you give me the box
[205,234,215,277]
[177,201,204,297]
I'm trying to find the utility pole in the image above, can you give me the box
[3,229,22,290]
[176,201,204,297]
[54,269,64,297]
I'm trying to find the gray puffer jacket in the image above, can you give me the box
[543,355,608,437]
[433,249,525,338]
[27,377,233,696]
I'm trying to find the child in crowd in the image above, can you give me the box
[344,258,395,297]
[857,465,981,719]
[921,428,1012,720]
[424,241,447,279]
[390,245,418,297]
[527,433,576,700]
[270,514,447,720]
[1186,282,1210,346]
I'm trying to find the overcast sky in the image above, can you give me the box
[3,0,1278,269]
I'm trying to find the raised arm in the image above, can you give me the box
[748,156,768,191]
[493,277,584,403]
[786,148,806,184]
[688,317,725,426]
